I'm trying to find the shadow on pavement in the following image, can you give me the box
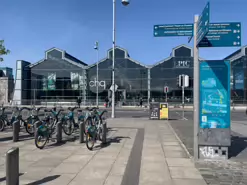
[0,134,33,142]
[95,136,130,149]
[43,136,77,149]
[26,175,60,185]
[229,135,247,159]
[0,173,24,183]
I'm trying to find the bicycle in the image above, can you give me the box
[23,106,45,135]
[85,108,108,150]
[0,106,25,132]
[62,106,80,136]
[34,108,65,149]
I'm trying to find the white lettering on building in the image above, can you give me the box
[89,78,106,89]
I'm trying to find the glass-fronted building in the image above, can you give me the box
[12,44,247,105]
[224,46,247,104]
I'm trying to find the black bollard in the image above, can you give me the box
[79,122,85,143]
[102,123,107,144]
[56,121,62,143]
[6,147,19,185]
[13,121,20,142]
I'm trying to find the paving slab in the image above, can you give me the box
[173,179,207,185]
[104,175,123,185]
[51,162,85,174]
[169,166,203,179]
[166,158,194,167]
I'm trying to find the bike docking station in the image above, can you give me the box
[149,102,169,120]
[154,1,241,160]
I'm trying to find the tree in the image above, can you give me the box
[0,40,10,62]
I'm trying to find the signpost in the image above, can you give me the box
[164,86,169,102]
[154,24,193,37]
[197,2,210,45]
[154,1,241,160]
[198,22,241,47]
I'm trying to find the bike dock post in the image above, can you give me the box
[102,123,107,144]
[13,121,20,142]
[56,122,62,143]
[6,147,19,185]
[79,122,85,143]
[34,121,42,138]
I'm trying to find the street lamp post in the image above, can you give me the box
[111,0,130,118]
[94,41,99,106]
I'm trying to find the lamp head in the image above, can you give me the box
[121,0,130,6]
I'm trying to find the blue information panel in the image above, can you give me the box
[200,60,230,129]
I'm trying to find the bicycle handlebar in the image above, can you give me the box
[68,106,78,112]
[85,107,99,111]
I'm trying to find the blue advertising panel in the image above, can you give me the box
[200,60,230,129]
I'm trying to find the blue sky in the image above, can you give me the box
[1,0,246,71]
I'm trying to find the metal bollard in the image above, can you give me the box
[6,147,19,185]
[13,121,20,142]
[79,122,85,143]
[56,121,62,143]
[34,121,42,138]
[102,123,107,144]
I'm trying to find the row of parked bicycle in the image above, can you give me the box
[0,106,108,150]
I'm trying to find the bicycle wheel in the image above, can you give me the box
[34,126,48,149]
[25,118,36,136]
[86,132,96,150]
[84,119,91,135]
[0,119,5,132]
[63,120,74,136]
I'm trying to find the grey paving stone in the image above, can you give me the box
[69,178,105,185]
[164,151,188,158]
[169,167,203,179]
[163,145,184,152]
[163,142,180,146]
[166,158,194,167]
[104,175,123,185]
[52,162,84,174]
[45,173,76,185]
[20,167,53,181]
[76,166,111,180]
[110,163,126,176]
[141,161,169,172]
[142,154,165,162]
[139,170,171,184]
[31,158,62,168]
[63,154,92,163]
[172,179,207,185]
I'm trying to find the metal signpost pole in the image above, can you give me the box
[166,92,167,102]
[95,41,99,107]
[193,15,199,160]
[111,0,116,118]
[182,75,185,120]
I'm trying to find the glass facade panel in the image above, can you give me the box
[87,57,148,105]
[150,56,193,102]
[30,58,86,103]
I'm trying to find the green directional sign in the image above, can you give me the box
[198,22,241,47]
[197,2,210,45]
[154,24,193,37]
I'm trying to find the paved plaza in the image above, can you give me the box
[0,117,207,185]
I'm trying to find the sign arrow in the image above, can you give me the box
[237,36,240,39]
[237,24,240,27]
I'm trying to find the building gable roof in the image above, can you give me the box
[28,47,87,68]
